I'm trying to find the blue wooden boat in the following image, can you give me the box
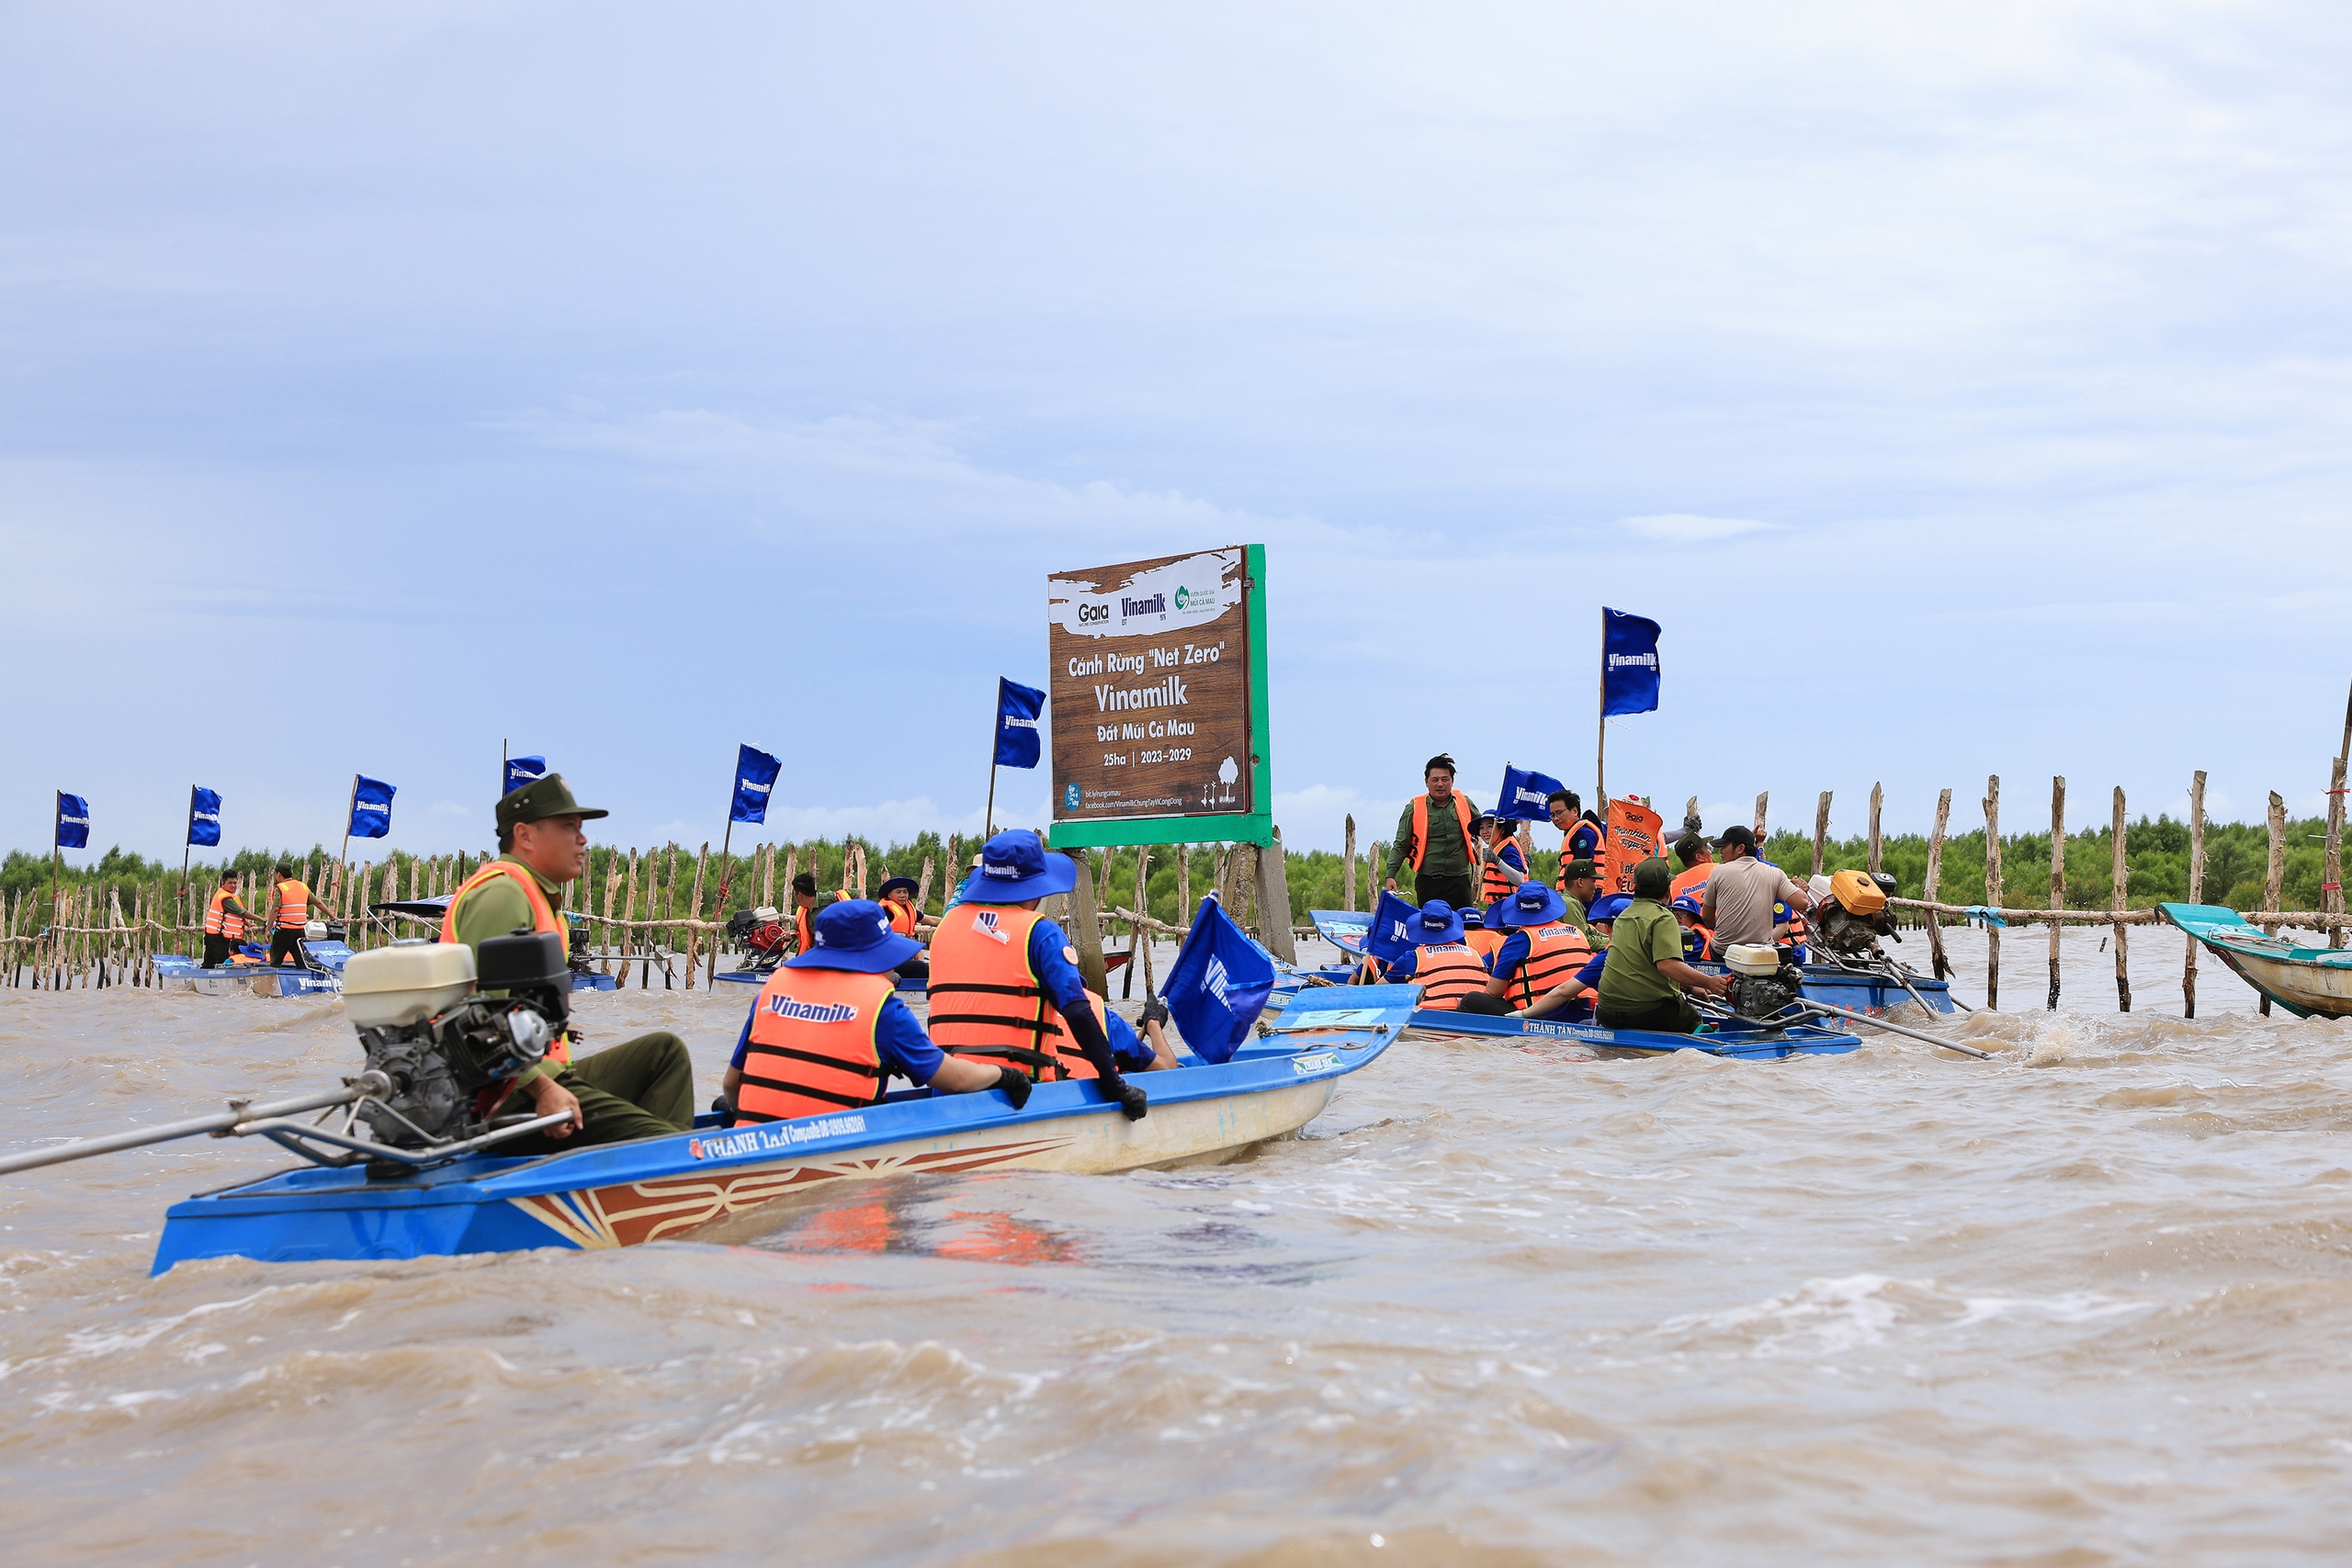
[155,942,354,998]
[2159,902,2352,1018]
[1403,1007,1860,1059]
[137,984,1410,1273]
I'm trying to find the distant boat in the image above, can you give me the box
[2159,902,2352,1019]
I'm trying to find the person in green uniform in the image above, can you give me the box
[447,774,696,1151]
[1594,857,1734,1033]
[1384,753,1479,911]
[1558,858,1600,937]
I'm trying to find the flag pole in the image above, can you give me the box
[1594,608,1608,812]
[984,761,999,841]
[338,773,356,879]
[181,785,195,931]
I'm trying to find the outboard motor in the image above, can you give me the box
[1812,869,1899,960]
[341,932,570,1147]
[1723,942,1804,1021]
[728,906,792,972]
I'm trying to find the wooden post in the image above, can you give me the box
[2329,751,2348,952]
[1067,849,1109,995]
[1924,788,1951,981]
[2184,771,2205,1018]
[1342,814,1357,912]
[916,855,935,912]
[1811,792,1831,875]
[2110,786,2131,1013]
[2260,791,2287,1016]
[1125,848,1149,997]
[1753,792,1768,841]
[1259,828,1298,963]
[1984,780,2004,1010]
[2048,776,2065,1011]
[1177,844,1193,925]
[1867,783,1884,873]
[683,843,708,989]
[621,849,641,988]
[601,863,620,975]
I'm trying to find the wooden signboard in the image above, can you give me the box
[1046,546,1268,848]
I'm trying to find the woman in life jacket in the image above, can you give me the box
[1473,814,1530,908]
[722,898,1033,1125]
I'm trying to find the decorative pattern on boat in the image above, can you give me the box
[507,1135,1079,1249]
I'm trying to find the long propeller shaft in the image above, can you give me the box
[0,1077,384,1178]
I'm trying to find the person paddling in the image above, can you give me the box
[720,899,1031,1125]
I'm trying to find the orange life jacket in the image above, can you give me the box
[1555,818,1602,893]
[1680,922,1716,963]
[734,967,897,1122]
[204,887,245,940]
[1408,793,1475,874]
[439,859,572,1066]
[274,877,311,931]
[1502,921,1596,1009]
[1464,925,1505,962]
[926,904,1098,1081]
[1668,862,1713,900]
[882,898,919,937]
[1479,840,1525,907]
[1405,943,1488,1010]
[795,905,815,953]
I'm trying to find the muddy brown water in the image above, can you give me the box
[3,927,2348,1565]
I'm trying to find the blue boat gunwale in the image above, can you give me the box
[161,985,1415,1219]
[1401,1005,1860,1056]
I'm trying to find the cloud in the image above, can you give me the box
[1620,513,1782,543]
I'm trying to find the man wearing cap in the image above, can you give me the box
[720,899,1032,1124]
[1385,755,1478,913]
[925,832,1150,1117]
[1377,901,1490,1011]
[1701,826,1810,950]
[1558,858,1600,937]
[442,774,696,1149]
[1595,858,1735,1033]
[1465,881,1597,1016]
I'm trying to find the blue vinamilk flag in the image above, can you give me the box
[993,677,1046,769]
[1495,763,1566,823]
[187,786,221,848]
[1163,895,1275,1065]
[54,793,90,850]
[1601,607,1662,716]
[1364,887,1422,965]
[731,743,783,824]
[349,776,396,839]
[503,755,547,796]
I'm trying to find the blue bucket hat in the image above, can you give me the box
[1668,892,1704,919]
[1490,880,1566,931]
[956,830,1078,904]
[786,898,925,974]
[1408,899,1464,946]
[1587,893,1634,924]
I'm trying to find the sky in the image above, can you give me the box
[5,1,2349,863]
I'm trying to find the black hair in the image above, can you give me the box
[1674,834,1708,868]
[497,826,515,852]
[1546,788,1579,812]
[1425,753,1457,778]
[275,863,294,878]
[792,872,817,897]
[219,869,239,885]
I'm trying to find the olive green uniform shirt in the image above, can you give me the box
[1391,795,1476,883]
[448,857,567,1083]
[1595,898,1684,1011]
[1561,894,1589,938]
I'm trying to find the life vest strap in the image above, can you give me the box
[732,1078,879,1118]
[927,1010,1060,1037]
[946,1043,1061,1072]
[927,980,1047,999]
[741,1045,884,1080]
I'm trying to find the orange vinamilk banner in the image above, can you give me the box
[1600,798,1665,895]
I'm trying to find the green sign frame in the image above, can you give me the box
[1048,542,1272,851]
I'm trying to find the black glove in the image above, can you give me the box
[1109,1077,1148,1121]
[710,1093,735,1126]
[992,1066,1034,1111]
[1140,996,1170,1027]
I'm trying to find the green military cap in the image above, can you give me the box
[1562,859,1598,880]
[496,773,610,834]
